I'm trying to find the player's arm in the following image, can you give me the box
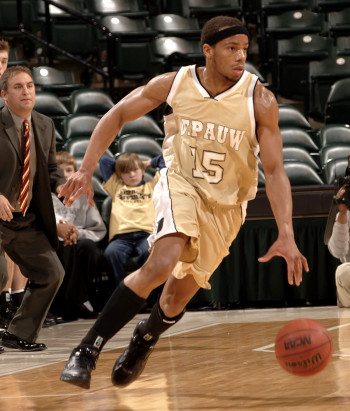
[59,72,176,206]
[255,83,309,285]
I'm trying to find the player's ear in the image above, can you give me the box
[202,43,213,60]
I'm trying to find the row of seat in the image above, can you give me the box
[33,63,349,131]
[0,0,243,36]
[45,11,350,122]
[16,36,350,126]
[34,87,114,115]
[253,103,350,187]
[88,142,345,209]
[53,111,164,148]
[276,103,350,186]
[55,112,164,182]
[259,149,348,188]
[4,1,350,116]
[58,118,349,190]
[42,102,313,187]
[5,0,346,26]
[43,101,312,146]
[262,117,350,186]
[28,61,271,139]
[259,4,350,119]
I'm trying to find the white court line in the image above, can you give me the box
[0,322,223,377]
[1,392,97,400]
[253,322,350,354]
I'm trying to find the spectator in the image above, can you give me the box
[49,151,107,320]
[100,153,164,286]
[0,38,9,80]
[0,66,65,352]
[0,39,29,334]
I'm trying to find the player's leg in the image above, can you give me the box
[110,203,245,386]
[60,232,188,389]
[335,263,350,307]
[111,273,200,387]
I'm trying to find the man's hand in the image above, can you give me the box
[56,184,65,195]
[0,195,15,222]
[258,235,309,287]
[58,169,94,207]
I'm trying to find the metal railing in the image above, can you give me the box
[16,0,115,96]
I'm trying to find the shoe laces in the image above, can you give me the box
[128,333,157,359]
[73,345,99,370]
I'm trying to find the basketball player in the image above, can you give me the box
[59,16,309,389]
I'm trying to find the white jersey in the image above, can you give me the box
[164,64,259,208]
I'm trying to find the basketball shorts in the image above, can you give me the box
[149,170,245,289]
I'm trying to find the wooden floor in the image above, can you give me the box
[1,306,350,410]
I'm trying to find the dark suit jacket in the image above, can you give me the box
[0,105,65,249]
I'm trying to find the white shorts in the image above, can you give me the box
[149,170,245,289]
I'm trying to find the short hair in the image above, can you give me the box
[0,65,33,92]
[201,16,244,45]
[56,151,77,172]
[115,153,144,179]
[0,39,9,53]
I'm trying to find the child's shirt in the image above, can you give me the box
[100,155,164,241]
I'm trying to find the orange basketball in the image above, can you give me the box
[275,318,333,377]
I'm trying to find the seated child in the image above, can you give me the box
[50,151,107,320]
[99,152,165,286]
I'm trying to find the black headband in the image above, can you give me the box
[202,26,249,46]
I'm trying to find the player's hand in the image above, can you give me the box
[335,186,348,214]
[258,235,309,286]
[0,195,15,222]
[58,169,94,207]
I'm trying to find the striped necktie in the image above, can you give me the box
[20,119,30,216]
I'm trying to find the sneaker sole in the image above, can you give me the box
[1,342,47,351]
[111,347,154,387]
[60,373,90,389]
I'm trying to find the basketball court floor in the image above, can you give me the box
[1,305,350,410]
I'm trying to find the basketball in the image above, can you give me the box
[275,318,333,377]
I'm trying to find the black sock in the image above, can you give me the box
[138,300,185,343]
[11,291,24,307]
[0,291,11,306]
[80,281,146,350]
[81,329,105,352]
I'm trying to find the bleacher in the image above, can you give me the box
[2,0,348,306]
[2,0,349,216]
[2,1,348,216]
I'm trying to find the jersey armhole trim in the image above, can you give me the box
[167,66,188,106]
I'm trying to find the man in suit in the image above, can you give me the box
[0,39,10,292]
[0,39,30,336]
[0,66,65,352]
